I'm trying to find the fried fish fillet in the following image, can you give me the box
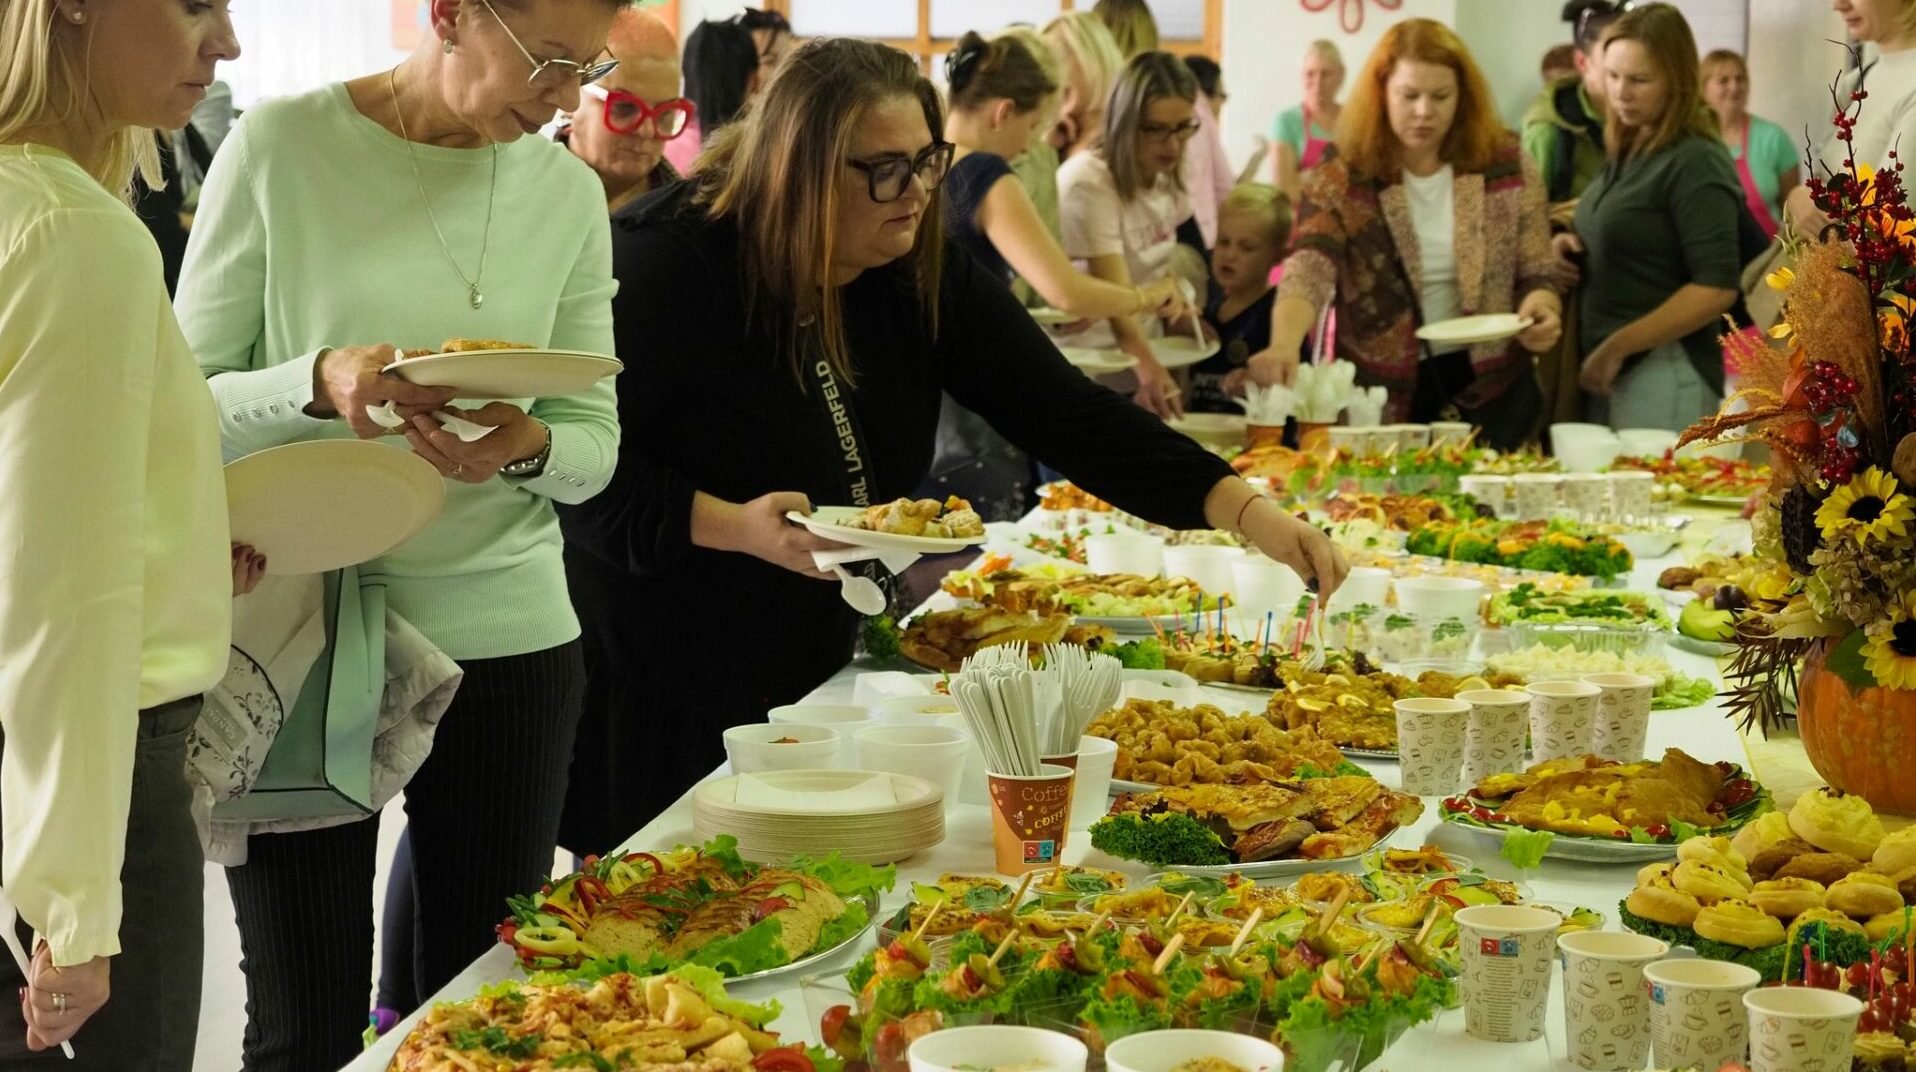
[1108,782,1311,831]
[1300,776,1385,829]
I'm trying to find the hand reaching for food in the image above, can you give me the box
[1130,356,1184,420]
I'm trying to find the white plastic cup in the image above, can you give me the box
[767,703,878,766]
[853,724,970,807]
[1459,473,1513,517]
[1525,680,1601,762]
[1558,930,1669,1070]
[1394,697,1471,796]
[1457,688,1532,784]
[1645,958,1762,1069]
[1395,575,1486,621]
[1326,565,1391,615]
[1160,544,1245,598]
[1430,420,1473,447]
[1328,425,1366,457]
[1455,905,1563,1043]
[1744,986,1865,1072]
[1394,423,1432,452]
[1230,556,1308,619]
[1068,735,1119,829]
[1085,532,1165,577]
[1562,473,1611,522]
[1607,470,1657,521]
[1512,473,1563,520]
[722,723,842,774]
[1583,672,1657,762]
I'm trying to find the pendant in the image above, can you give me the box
[469,284,484,310]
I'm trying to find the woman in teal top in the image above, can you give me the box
[1701,49,1798,238]
[174,0,625,1067]
[1270,39,1344,199]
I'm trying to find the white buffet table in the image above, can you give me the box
[343,533,1752,1072]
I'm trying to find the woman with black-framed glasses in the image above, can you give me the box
[555,6,689,213]
[553,36,1349,860]
[172,0,626,1067]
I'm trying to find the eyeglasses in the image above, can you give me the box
[1139,120,1201,144]
[477,0,619,88]
[584,84,694,138]
[846,142,955,204]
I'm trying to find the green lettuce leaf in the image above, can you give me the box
[684,917,789,976]
[810,897,872,955]
[665,963,782,1026]
[1500,829,1555,869]
[786,854,898,898]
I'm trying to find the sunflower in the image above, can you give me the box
[1864,590,1916,691]
[1816,467,1915,547]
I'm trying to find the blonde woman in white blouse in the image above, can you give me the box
[0,1,245,1067]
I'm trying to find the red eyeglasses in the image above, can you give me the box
[584,85,695,139]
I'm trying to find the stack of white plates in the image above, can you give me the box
[691,769,946,864]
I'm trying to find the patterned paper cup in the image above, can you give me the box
[1607,470,1657,521]
[1393,698,1471,797]
[1457,689,1531,784]
[1583,672,1657,762]
[987,763,1074,875]
[1455,905,1562,1043]
[1645,958,1762,1069]
[1744,986,1864,1072]
[1526,680,1601,762]
[1558,930,1669,1070]
[1512,473,1562,520]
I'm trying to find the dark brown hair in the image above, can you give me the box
[946,30,1058,114]
[696,38,946,385]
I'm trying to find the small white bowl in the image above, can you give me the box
[908,1025,1089,1072]
[722,723,841,775]
[875,693,966,730]
[767,703,876,729]
[1104,1029,1285,1072]
[1394,575,1486,621]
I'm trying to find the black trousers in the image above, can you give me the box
[226,642,584,1072]
[1411,352,1544,452]
[0,698,203,1071]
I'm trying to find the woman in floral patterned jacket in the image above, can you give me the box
[1244,19,1562,449]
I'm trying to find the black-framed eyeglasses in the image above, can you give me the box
[477,0,619,88]
[846,142,955,204]
[1139,120,1201,143]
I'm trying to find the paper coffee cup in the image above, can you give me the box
[1526,680,1601,762]
[1607,470,1656,521]
[1558,931,1669,1070]
[1457,689,1531,784]
[1455,905,1562,1042]
[987,763,1075,874]
[1744,986,1864,1072]
[1512,474,1562,521]
[1645,958,1761,1069]
[1583,672,1657,762]
[1393,698,1470,797]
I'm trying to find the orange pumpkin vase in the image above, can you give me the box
[1797,640,1916,815]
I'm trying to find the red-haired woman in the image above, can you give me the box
[1245,19,1561,448]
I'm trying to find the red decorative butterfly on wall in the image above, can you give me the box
[1300,0,1404,35]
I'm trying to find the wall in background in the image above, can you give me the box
[1748,0,1851,166]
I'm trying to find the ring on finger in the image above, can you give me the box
[50,992,66,1015]
[450,463,465,478]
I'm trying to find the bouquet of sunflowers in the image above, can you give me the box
[1685,84,1916,731]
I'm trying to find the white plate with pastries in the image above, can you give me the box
[382,341,622,400]
[787,505,989,554]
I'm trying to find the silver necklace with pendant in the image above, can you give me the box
[389,68,496,310]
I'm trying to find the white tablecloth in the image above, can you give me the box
[342,536,1749,1072]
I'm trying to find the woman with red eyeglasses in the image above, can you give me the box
[557,6,691,213]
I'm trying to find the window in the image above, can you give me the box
[771,0,1221,75]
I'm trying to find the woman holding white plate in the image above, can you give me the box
[174,0,622,1065]
[0,0,248,1065]
[1245,19,1561,449]
[554,38,1349,859]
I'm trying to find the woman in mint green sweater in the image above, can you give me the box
[174,1,624,1066]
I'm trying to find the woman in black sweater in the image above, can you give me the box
[555,38,1347,855]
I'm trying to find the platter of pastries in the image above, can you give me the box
[1086,699,1361,791]
[790,497,987,552]
[895,606,1116,673]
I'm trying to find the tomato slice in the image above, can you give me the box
[820,1005,852,1047]
[751,1047,815,1072]
[873,1022,911,1072]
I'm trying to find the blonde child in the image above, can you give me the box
[1194,184,1292,411]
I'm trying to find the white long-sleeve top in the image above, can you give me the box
[0,144,231,965]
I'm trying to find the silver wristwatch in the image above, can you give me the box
[501,419,552,478]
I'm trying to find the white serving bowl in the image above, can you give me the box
[1085,532,1165,577]
[722,723,842,775]
[875,693,966,730]
[852,724,969,805]
[1555,433,1624,473]
[1161,544,1245,597]
[1616,427,1679,457]
[1104,1029,1284,1072]
[908,1025,1088,1072]
[766,703,877,765]
[1394,575,1486,621]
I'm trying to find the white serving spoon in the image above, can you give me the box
[828,564,887,615]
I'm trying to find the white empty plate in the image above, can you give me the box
[1166,412,1247,447]
[382,348,621,400]
[1149,335,1222,370]
[1028,306,1078,325]
[787,507,987,553]
[1416,314,1531,347]
[1059,347,1138,376]
[225,440,445,575]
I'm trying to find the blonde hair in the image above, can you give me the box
[1219,182,1291,249]
[696,38,944,386]
[1044,12,1125,118]
[1699,48,1746,85]
[1306,39,1345,69]
[1602,3,1717,162]
[1092,0,1159,60]
[0,0,159,199]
